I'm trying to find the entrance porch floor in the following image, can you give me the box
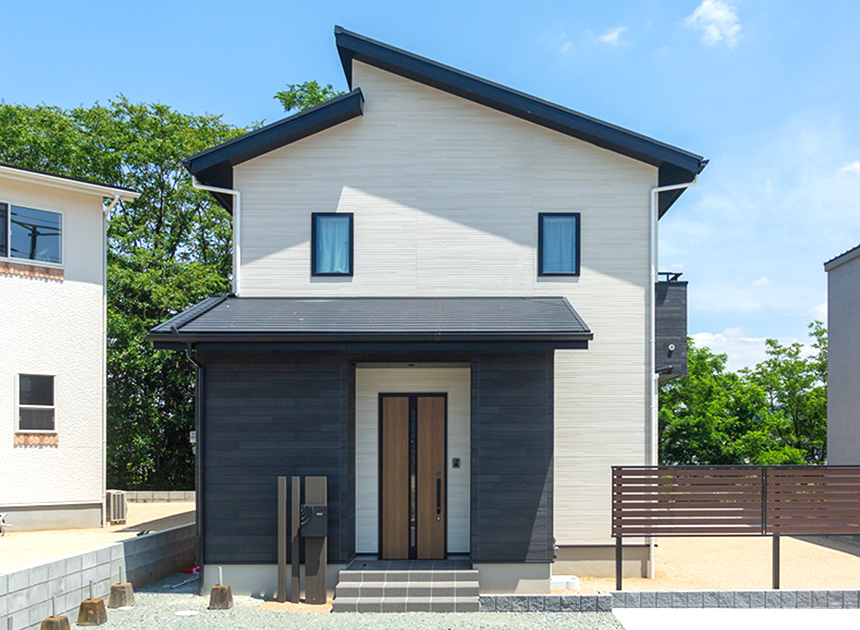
[346,554,472,571]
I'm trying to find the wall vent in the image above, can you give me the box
[106,490,127,524]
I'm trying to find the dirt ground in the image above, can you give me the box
[576,535,860,592]
[0,501,195,572]
[4,508,860,593]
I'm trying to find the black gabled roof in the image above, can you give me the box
[334,26,707,216]
[183,89,365,212]
[149,296,592,350]
[186,27,706,216]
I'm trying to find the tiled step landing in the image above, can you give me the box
[332,568,480,613]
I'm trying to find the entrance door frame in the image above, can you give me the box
[377,392,448,560]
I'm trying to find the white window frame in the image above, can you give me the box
[16,373,57,433]
[0,199,65,268]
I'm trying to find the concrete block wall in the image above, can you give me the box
[0,523,194,630]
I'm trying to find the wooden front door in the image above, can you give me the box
[380,394,446,559]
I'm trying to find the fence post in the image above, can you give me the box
[304,476,328,605]
[773,534,780,590]
[291,476,301,603]
[277,476,287,603]
[615,536,622,591]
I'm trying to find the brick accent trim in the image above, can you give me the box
[14,432,58,446]
[0,260,63,281]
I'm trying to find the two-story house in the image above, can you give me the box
[149,27,705,596]
[1,164,138,531]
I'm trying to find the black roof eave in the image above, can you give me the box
[183,89,365,212]
[334,26,706,215]
[151,336,590,352]
[149,331,593,346]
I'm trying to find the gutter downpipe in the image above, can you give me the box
[191,176,241,295]
[101,195,121,528]
[648,175,698,577]
[184,343,205,594]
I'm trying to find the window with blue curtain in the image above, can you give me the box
[539,213,580,276]
[312,213,353,276]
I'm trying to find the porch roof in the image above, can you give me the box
[149,296,592,351]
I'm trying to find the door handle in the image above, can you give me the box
[436,478,441,515]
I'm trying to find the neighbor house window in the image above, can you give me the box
[18,374,55,431]
[312,213,353,276]
[539,213,580,276]
[1,203,63,264]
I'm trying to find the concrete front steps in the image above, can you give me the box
[331,568,480,612]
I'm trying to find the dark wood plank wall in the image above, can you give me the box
[198,348,555,566]
[199,350,354,565]
[655,280,688,381]
[470,351,554,563]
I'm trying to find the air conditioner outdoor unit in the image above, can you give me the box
[106,490,127,524]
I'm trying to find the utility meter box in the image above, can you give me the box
[300,504,328,538]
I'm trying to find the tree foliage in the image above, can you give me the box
[0,98,246,489]
[273,81,345,113]
[660,322,827,465]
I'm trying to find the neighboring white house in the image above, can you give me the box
[0,164,139,531]
[151,27,705,595]
[825,244,860,465]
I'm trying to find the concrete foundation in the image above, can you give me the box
[553,545,651,578]
[0,503,102,531]
[201,564,346,599]
[473,563,551,594]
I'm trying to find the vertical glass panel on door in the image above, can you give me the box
[10,205,62,264]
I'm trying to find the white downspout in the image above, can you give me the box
[647,175,697,575]
[191,176,242,295]
[102,194,121,527]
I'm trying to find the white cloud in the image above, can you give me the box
[692,328,815,372]
[597,26,627,46]
[560,41,573,54]
[811,302,827,321]
[692,328,768,371]
[839,160,860,175]
[752,276,769,287]
[685,0,741,48]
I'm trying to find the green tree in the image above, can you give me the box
[743,321,827,463]
[273,81,345,113]
[0,98,246,489]
[660,323,827,465]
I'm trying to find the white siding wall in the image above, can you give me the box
[355,366,471,554]
[0,178,105,511]
[235,61,657,545]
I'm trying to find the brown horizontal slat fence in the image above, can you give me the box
[612,465,860,590]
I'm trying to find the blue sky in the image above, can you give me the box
[3,1,859,369]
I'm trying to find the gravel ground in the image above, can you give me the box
[96,573,625,630]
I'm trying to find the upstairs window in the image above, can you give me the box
[18,374,55,432]
[539,213,580,276]
[1,203,63,264]
[312,213,353,276]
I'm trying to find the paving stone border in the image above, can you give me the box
[479,590,860,612]
[479,594,613,613]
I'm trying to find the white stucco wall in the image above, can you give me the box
[234,61,657,545]
[827,247,860,464]
[0,177,105,517]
